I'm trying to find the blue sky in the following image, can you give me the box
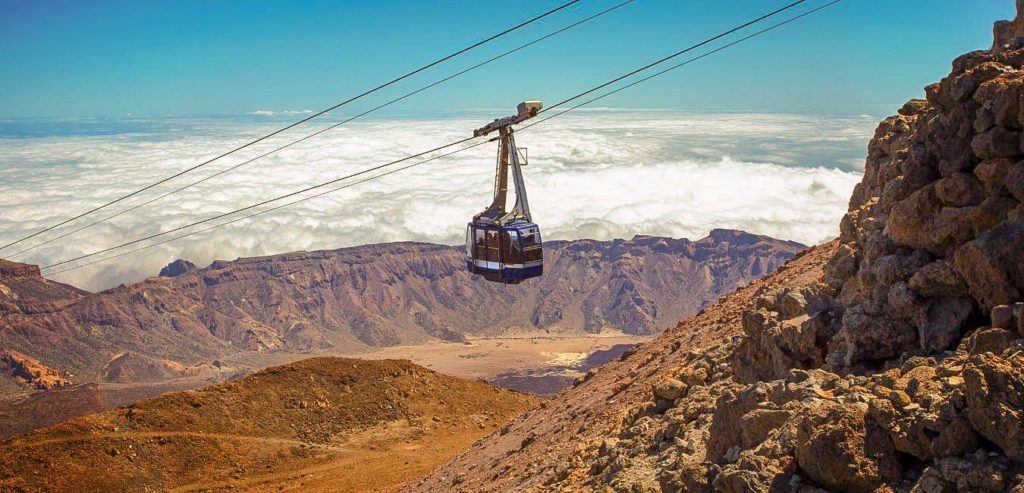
[0,0,1015,118]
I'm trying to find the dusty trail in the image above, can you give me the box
[9,430,352,452]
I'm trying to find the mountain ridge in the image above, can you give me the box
[0,229,803,391]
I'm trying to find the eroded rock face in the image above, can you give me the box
[413,6,1024,493]
[0,350,71,390]
[795,401,899,492]
[701,7,1024,491]
[732,285,837,383]
[158,259,196,277]
[0,259,86,311]
[964,351,1024,462]
[730,3,1024,377]
[587,333,1024,493]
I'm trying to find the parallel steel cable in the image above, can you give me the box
[42,0,834,274]
[46,142,493,276]
[0,0,583,253]
[46,2,841,276]
[533,0,809,116]
[9,0,635,260]
[41,136,478,271]
[523,0,843,130]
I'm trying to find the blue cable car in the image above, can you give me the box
[466,219,543,283]
[465,101,544,284]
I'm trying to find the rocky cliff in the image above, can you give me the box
[0,230,802,389]
[410,6,1024,492]
[0,259,86,309]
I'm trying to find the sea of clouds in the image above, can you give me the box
[0,110,877,291]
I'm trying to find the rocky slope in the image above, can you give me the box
[0,381,196,441]
[0,230,802,389]
[0,357,538,492]
[408,240,836,493]
[409,7,1024,492]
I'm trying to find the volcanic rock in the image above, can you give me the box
[0,350,71,390]
[407,6,1024,492]
[158,259,196,277]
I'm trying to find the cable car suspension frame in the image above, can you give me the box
[466,102,544,284]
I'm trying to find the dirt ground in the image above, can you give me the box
[0,358,539,493]
[1,331,649,440]
[356,330,651,380]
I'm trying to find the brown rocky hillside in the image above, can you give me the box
[0,259,86,307]
[0,357,538,492]
[408,240,836,493]
[0,230,802,389]
[409,6,1024,492]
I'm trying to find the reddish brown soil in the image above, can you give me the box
[0,357,538,492]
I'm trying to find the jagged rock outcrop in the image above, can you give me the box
[727,2,1024,380]
[0,350,71,390]
[0,259,86,313]
[655,9,1024,490]
[158,259,196,277]
[410,7,1024,492]
[0,231,801,390]
[811,17,1024,373]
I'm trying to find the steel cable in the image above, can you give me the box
[43,0,839,274]
[9,0,635,259]
[0,0,583,252]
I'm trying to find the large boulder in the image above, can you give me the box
[794,402,900,493]
[955,217,1024,310]
[963,352,1024,461]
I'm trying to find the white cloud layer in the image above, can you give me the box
[0,110,877,291]
[247,109,315,116]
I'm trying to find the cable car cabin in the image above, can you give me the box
[465,101,545,284]
[466,220,543,284]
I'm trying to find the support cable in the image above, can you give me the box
[43,0,839,274]
[0,0,583,253]
[9,0,633,259]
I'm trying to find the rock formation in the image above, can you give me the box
[410,6,1024,492]
[0,350,71,390]
[0,230,801,390]
[0,259,85,310]
[408,240,837,493]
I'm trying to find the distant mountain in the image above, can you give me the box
[0,230,803,391]
[0,357,537,492]
[0,259,86,307]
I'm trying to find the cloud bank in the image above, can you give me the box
[247,109,315,116]
[0,110,876,291]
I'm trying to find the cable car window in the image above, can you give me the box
[465,226,473,256]
[486,230,500,262]
[521,230,541,248]
[475,227,487,259]
[503,230,520,261]
[520,229,543,263]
